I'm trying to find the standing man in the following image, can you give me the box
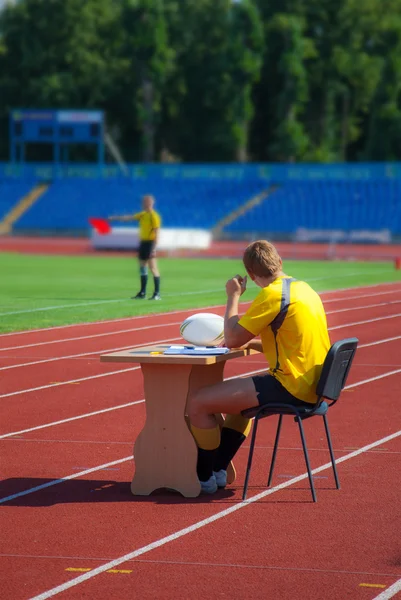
[109,194,161,300]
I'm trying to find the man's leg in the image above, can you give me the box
[135,259,148,298]
[213,414,252,485]
[188,377,258,486]
[149,257,160,299]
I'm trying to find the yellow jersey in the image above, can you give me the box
[133,210,161,241]
[239,276,330,404]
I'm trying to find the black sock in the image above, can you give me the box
[140,274,148,293]
[214,428,247,472]
[197,447,217,482]
[154,276,160,294]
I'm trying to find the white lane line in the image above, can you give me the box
[0,369,265,438]
[360,335,401,348]
[1,365,400,502]
[2,302,400,373]
[0,322,181,352]
[0,457,132,504]
[0,325,400,406]
[326,300,401,316]
[372,578,401,599]
[0,367,141,399]
[346,368,401,389]
[0,336,181,372]
[0,398,146,439]
[2,299,400,353]
[330,312,401,330]
[323,289,401,305]
[2,281,400,339]
[0,302,228,338]
[0,288,225,318]
[25,426,401,600]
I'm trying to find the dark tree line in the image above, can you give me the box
[1,0,401,163]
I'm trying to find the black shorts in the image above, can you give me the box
[252,374,313,409]
[138,240,155,261]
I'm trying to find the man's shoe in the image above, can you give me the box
[132,292,146,299]
[200,475,218,494]
[149,293,161,300]
[213,469,227,488]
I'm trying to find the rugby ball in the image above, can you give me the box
[180,313,224,347]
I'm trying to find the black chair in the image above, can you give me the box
[241,338,359,502]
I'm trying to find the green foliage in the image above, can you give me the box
[1,0,401,162]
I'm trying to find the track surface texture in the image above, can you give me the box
[1,282,401,600]
[1,235,401,260]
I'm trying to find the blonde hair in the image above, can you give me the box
[243,240,281,278]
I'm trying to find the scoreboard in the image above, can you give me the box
[10,109,104,165]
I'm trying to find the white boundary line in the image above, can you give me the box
[0,457,132,504]
[0,398,145,439]
[0,336,181,372]
[2,298,400,353]
[326,300,401,316]
[329,312,401,331]
[24,424,401,599]
[0,369,265,436]
[2,309,400,374]
[1,329,400,407]
[1,365,400,501]
[0,367,141,400]
[0,321,181,352]
[0,288,225,318]
[1,281,400,338]
[372,578,401,600]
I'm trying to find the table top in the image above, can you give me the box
[100,344,255,365]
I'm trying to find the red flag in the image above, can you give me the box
[89,217,111,235]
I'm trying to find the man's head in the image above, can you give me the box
[243,240,282,283]
[142,195,155,211]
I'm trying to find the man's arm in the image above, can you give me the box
[224,276,255,349]
[109,213,141,222]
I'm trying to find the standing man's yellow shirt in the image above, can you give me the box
[239,277,330,404]
[133,210,161,241]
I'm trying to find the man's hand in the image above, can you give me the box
[226,275,247,297]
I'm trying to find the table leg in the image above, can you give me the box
[186,363,236,485]
[131,363,200,497]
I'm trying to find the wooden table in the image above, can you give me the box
[100,344,253,497]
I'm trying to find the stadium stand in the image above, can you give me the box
[1,164,400,241]
[224,180,401,238]
[14,178,267,232]
[0,180,37,222]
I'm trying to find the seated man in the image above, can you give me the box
[188,240,331,494]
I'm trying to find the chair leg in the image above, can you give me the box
[323,414,340,490]
[242,417,259,501]
[267,414,283,486]
[297,417,317,502]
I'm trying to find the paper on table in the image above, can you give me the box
[164,345,229,355]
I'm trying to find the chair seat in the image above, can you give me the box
[242,401,329,420]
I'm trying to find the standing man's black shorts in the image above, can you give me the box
[252,374,313,409]
[138,240,156,261]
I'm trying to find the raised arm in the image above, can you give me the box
[109,212,141,222]
[224,275,255,349]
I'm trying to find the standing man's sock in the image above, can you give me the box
[214,415,252,472]
[154,276,160,295]
[140,266,148,294]
[190,424,220,484]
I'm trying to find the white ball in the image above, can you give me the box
[180,313,224,347]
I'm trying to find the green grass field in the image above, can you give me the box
[1,252,400,333]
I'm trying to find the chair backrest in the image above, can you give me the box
[316,338,358,402]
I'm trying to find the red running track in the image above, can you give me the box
[1,282,401,600]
